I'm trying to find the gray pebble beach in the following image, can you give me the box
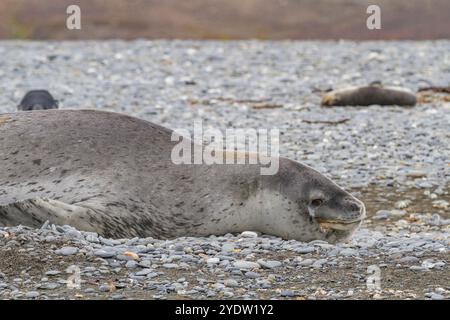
[0,40,449,299]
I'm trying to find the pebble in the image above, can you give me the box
[139,260,152,268]
[244,271,260,279]
[233,261,260,270]
[257,259,282,269]
[339,249,358,257]
[373,210,391,220]
[224,279,239,287]
[398,256,419,263]
[406,170,427,179]
[280,290,295,297]
[25,291,40,298]
[312,259,328,269]
[125,260,138,269]
[0,41,448,301]
[430,293,444,300]
[240,231,258,238]
[123,251,139,260]
[99,284,111,292]
[221,244,235,253]
[38,283,60,290]
[295,246,316,254]
[213,283,225,290]
[94,249,115,258]
[147,272,158,279]
[207,258,220,264]
[298,259,315,267]
[135,269,153,276]
[410,266,427,271]
[432,200,449,210]
[395,200,412,209]
[55,246,78,256]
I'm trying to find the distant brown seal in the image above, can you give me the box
[0,110,365,242]
[322,84,417,106]
[17,90,58,111]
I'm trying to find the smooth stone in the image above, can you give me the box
[257,259,282,269]
[244,271,259,279]
[340,248,358,257]
[38,282,60,290]
[138,260,152,268]
[66,229,83,238]
[398,256,419,263]
[135,268,153,276]
[430,293,444,300]
[99,284,111,292]
[224,279,239,287]
[280,290,295,297]
[55,246,78,256]
[298,259,315,266]
[373,210,391,220]
[295,246,315,254]
[25,291,40,298]
[94,249,115,258]
[240,231,258,238]
[213,283,225,290]
[221,244,235,252]
[406,170,427,178]
[125,260,138,269]
[312,259,328,268]
[233,260,260,269]
[410,266,427,271]
[207,258,220,264]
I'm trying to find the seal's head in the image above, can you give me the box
[17,90,59,111]
[259,158,365,243]
[320,86,371,106]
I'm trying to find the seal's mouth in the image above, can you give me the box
[316,218,363,232]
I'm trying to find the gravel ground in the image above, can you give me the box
[0,40,449,299]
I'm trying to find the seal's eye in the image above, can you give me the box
[310,198,323,208]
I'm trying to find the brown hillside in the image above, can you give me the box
[0,0,448,40]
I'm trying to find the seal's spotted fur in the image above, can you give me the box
[0,110,365,242]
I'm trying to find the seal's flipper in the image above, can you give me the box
[0,198,98,231]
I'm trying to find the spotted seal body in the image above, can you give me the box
[322,84,417,106]
[0,110,365,242]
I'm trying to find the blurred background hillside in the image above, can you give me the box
[0,0,449,40]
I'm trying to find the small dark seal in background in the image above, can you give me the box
[321,83,417,107]
[17,90,59,111]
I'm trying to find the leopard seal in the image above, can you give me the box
[0,110,365,242]
[322,83,417,106]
